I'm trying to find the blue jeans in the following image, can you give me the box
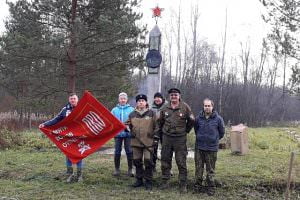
[114,137,132,156]
[66,157,83,169]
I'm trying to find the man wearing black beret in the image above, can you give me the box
[155,88,195,192]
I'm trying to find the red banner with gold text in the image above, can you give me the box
[40,91,126,163]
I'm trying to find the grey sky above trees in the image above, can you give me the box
[0,0,299,127]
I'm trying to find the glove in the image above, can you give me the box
[124,125,131,132]
[153,135,160,146]
[131,132,136,138]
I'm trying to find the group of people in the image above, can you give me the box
[39,88,225,196]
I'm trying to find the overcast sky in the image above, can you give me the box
[0,0,267,46]
[0,0,10,32]
[0,0,285,78]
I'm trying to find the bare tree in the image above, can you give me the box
[217,8,228,115]
[190,4,200,85]
[175,3,182,86]
[67,0,78,93]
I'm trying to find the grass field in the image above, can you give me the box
[0,127,300,200]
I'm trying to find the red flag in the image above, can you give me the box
[40,91,126,163]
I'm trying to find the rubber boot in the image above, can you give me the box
[179,181,188,193]
[132,178,143,187]
[161,179,169,189]
[132,159,144,187]
[206,177,216,196]
[66,172,76,183]
[127,153,134,177]
[145,179,153,190]
[207,187,215,196]
[76,168,83,182]
[67,166,73,175]
[113,154,121,176]
[194,179,205,193]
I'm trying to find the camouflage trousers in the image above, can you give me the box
[161,134,187,183]
[194,148,217,186]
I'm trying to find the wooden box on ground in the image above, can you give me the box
[230,124,249,155]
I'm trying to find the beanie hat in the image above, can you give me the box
[154,92,163,99]
[119,92,128,99]
[135,94,147,102]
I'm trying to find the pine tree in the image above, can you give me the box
[0,0,146,114]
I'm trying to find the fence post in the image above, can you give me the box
[285,151,295,200]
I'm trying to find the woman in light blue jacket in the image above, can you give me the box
[111,92,135,177]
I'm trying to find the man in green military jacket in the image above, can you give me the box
[155,88,195,192]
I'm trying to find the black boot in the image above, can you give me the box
[161,179,169,189]
[179,181,188,193]
[133,159,144,177]
[194,179,205,193]
[206,177,216,196]
[127,153,134,177]
[207,186,215,196]
[144,159,153,181]
[132,178,143,187]
[67,166,73,175]
[113,154,121,176]
[153,166,157,173]
[133,159,144,187]
[145,179,153,190]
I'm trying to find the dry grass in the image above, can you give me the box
[0,127,300,199]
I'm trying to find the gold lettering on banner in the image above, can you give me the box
[82,111,106,135]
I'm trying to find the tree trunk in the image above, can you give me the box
[218,8,227,115]
[68,0,78,93]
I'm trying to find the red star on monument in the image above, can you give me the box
[152,6,164,17]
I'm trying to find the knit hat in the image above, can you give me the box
[135,94,147,102]
[154,92,163,99]
[118,92,128,99]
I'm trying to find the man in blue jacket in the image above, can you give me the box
[39,93,83,183]
[111,92,135,177]
[194,98,225,196]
